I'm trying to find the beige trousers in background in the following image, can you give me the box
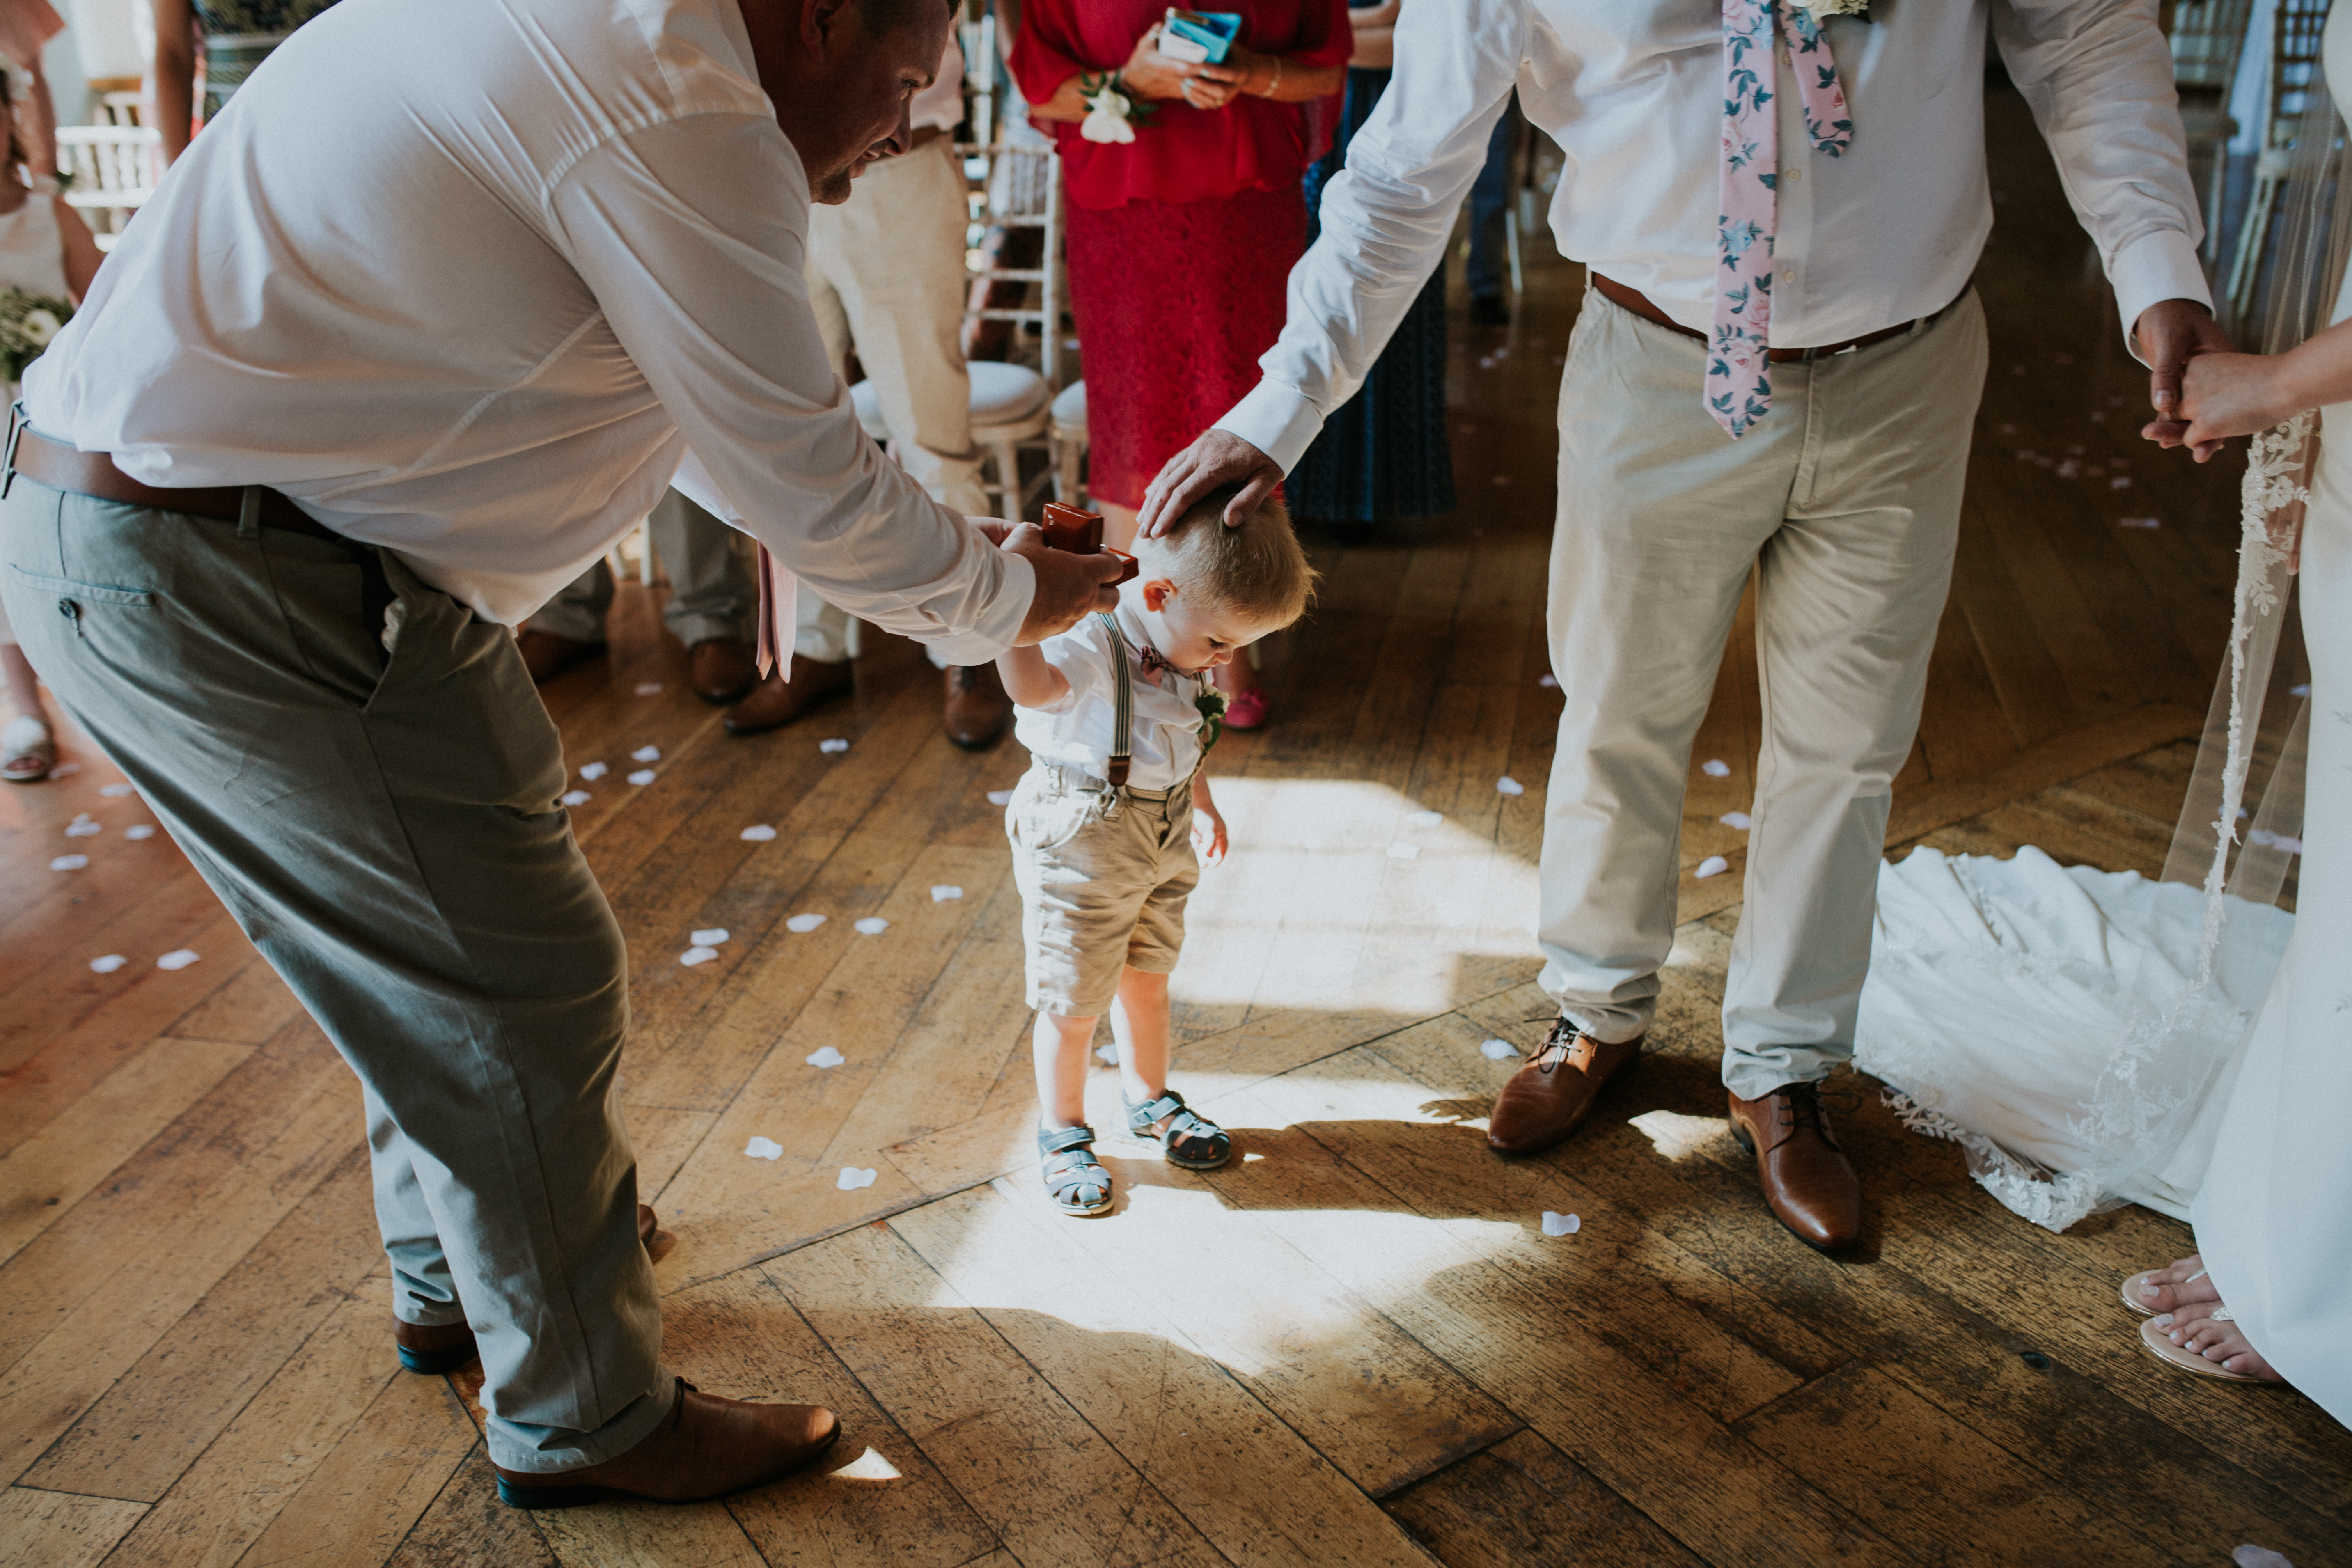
[801,137,989,669]
[1542,286,1988,1100]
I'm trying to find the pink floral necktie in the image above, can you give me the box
[1709,1,1852,439]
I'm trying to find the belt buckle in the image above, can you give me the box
[3,402,22,500]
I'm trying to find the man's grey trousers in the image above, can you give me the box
[2,479,673,1471]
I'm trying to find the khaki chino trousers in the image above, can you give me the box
[0,481,671,1472]
[1544,287,1987,1098]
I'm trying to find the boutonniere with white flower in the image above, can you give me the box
[0,288,72,382]
[1079,70,1156,144]
[1792,0,1871,18]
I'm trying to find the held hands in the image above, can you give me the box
[1004,520,1127,644]
[1138,429,1284,537]
[2134,299,2235,461]
[1190,801,1228,865]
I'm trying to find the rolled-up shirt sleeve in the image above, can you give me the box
[1217,0,1527,472]
[551,114,1033,664]
[1994,0,2210,353]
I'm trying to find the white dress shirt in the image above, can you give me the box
[1221,0,2211,470]
[24,0,1032,656]
[1013,602,1207,790]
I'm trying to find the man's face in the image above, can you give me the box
[751,0,951,206]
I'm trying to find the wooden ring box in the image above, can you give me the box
[1041,502,1139,585]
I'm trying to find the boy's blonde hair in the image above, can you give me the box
[1135,488,1318,627]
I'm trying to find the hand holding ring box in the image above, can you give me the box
[1041,502,1140,584]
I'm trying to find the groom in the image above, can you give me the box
[1142,0,2219,1249]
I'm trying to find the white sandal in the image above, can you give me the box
[1,715,55,783]
[2137,1310,2273,1384]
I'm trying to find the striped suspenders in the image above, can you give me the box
[1094,611,1135,786]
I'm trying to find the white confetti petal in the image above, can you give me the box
[2056,460,2081,479]
[853,917,889,935]
[1495,776,1525,796]
[1387,841,1421,860]
[626,769,657,786]
[156,949,200,970]
[1405,810,1443,828]
[560,790,591,806]
[2235,1545,2295,1568]
[786,913,828,933]
[1540,1211,1582,1237]
[635,681,663,696]
[805,1045,846,1068]
[50,855,87,871]
[2110,477,2132,490]
[740,824,777,841]
[1480,1038,1517,1060]
[580,761,609,780]
[692,927,729,946]
[1538,673,1559,689]
[1701,759,1731,778]
[632,745,660,763]
[49,762,80,777]
[819,738,850,754]
[124,825,156,841]
[745,1136,784,1160]
[64,819,101,837]
[99,782,134,798]
[1695,855,1731,879]
[930,885,963,902]
[988,789,1015,806]
[1095,1043,1120,1065]
[2119,516,2161,530]
[1720,811,1754,830]
[89,954,127,974]
[837,1166,878,1191]
[680,945,719,967]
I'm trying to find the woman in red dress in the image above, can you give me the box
[1010,0,1347,726]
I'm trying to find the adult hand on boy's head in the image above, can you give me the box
[1004,521,1125,643]
[1139,429,1282,537]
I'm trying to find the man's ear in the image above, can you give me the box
[803,0,858,61]
[1141,577,1178,612]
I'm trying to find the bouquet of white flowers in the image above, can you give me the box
[0,287,72,382]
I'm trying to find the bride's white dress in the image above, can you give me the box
[1853,9,2350,1430]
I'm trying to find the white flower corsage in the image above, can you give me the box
[1079,70,1154,144]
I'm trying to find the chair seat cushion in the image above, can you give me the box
[970,360,1051,427]
[1050,378,1087,435]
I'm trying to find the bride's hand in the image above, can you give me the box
[2159,352,2303,462]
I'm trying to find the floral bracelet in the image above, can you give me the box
[1079,70,1156,144]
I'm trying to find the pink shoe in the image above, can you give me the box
[1222,685,1272,731]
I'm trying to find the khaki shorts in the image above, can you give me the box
[1008,761,1199,1016]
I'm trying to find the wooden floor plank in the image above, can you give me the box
[380,1445,559,1568]
[0,1484,147,1568]
[1380,1429,1705,1568]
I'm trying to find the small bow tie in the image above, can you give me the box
[1137,642,1182,681]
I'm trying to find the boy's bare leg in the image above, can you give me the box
[1111,967,1183,1135]
[1032,1010,1100,1129]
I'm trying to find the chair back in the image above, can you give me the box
[2169,0,2256,95]
[55,125,162,251]
[958,140,1066,388]
[2265,0,2334,149]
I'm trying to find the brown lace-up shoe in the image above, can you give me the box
[1485,1018,1644,1155]
[942,664,1013,750]
[724,656,853,736]
[687,637,758,704]
[494,1377,841,1509]
[396,1205,660,1376]
[517,630,606,685]
[1727,1082,1863,1251]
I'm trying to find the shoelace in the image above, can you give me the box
[1772,1081,1860,1149]
[1530,1016,1583,1075]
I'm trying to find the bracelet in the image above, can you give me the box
[1261,55,1283,96]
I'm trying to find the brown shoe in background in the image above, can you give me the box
[687,637,758,704]
[1727,1081,1863,1251]
[395,1318,479,1376]
[494,1377,840,1509]
[942,664,1012,750]
[724,655,853,736]
[1485,1018,1644,1155]
[517,630,606,685]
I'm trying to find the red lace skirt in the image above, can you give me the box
[1064,183,1306,509]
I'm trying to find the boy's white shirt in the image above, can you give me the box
[1013,601,1207,791]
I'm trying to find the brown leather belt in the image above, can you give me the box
[1590,273,1951,362]
[6,425,345,543]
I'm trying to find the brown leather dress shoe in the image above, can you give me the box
[687,637,757,704]
[1727,1082,1863,1251]
[516,630,606,685]
[494,1377,841,1508]
[1485,1018,1644,1155]
[723,655,852,736]
[942,664,1012,750]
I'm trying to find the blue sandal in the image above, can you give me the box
[1038,1124,1114,1216]
[1124,1090,1231,1170]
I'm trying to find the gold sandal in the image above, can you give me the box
[2118,1265,2209,1317]
[2137,1311,2272,1384]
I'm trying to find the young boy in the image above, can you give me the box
[997,489,1317,1215]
